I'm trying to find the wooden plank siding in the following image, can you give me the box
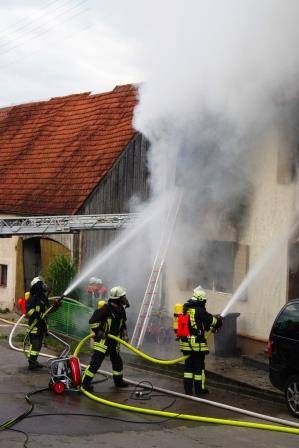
[40,238,70,274]
[77,133,150,266]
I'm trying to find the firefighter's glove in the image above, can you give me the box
[212,315,223,332]
[52,299,61,310]
[96,329,106,339]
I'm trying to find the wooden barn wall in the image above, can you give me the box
[78,133,150,266]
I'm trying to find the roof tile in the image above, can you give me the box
[0,84,138,215]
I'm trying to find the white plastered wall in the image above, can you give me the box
[0,235,18,310]
[0,213,73,310]
[166,128,296,341]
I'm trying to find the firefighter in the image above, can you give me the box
[179,286,223,396]
[25,276,59,370]
[81,286,130,391]
[86,277,97,307]
[86,277,108,308]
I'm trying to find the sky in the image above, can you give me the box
[0,0,144,106]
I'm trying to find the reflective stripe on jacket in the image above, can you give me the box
[89,303,126,353]
[179,300,216,353]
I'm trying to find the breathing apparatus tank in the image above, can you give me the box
[17,291,30,315]
[173,303,190,338]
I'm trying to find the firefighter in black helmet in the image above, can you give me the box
[81,286,130,391]
[179,286,223,396]
[25,276,59,370]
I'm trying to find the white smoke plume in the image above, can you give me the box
[128,0,299,305]
[67,1,299,348]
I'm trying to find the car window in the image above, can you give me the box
[273,302,299,340]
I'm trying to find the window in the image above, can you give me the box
[0,264,7,287]
[185,241,236,294]
[273,302,299,340]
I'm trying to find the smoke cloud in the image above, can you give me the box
[68,1,299,349]
[130,0,299,308]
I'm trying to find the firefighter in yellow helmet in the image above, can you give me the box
[81,286,130,391]
[179,286,223,396]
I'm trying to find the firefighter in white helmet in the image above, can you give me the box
[25,276,60,370]
[179,286,223,396]
[81,286,130,391]
[86,277,108,308]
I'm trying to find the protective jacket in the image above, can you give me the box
[25,291,50,335]
[89,302,127,354]
[179,299,218,353]
[82,300,129,389]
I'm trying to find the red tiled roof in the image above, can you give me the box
[0,84,138,215]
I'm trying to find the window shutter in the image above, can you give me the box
[232,244,249,295]
[277,144,295,184]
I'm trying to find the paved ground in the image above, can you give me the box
[0,313,298,448]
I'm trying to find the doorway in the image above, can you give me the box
[23,238,41,291]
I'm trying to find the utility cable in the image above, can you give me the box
[0,0,89,56]
[0,0,66,40]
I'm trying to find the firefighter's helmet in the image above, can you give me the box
[193,286,207,301]
[95,278,103,285]
[98,300,106,309]
[30,276,44,287]
[109,286,126,299]
[89,277,97,284]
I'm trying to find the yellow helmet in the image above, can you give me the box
[98,300,106,309]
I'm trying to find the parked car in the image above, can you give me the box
[268,298,299,417]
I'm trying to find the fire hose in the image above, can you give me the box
[4,311,299,435]
[75,333,299,435]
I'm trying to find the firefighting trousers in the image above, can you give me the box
[183,351,206,395]
[28,333,44,365]
[82,348,124,387]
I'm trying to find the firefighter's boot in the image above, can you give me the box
[194,370,209,396]
[28,359,43,370]
[183,378,193,395]
[81,367,95,391]
[81,377,94,392]
[114,375,129,388]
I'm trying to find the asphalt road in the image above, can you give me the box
[0,340,298,448]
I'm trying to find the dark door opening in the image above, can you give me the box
[23,238,41,291]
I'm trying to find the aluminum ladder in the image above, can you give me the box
[130,189,183,349]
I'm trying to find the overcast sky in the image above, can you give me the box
[0,0,146,106]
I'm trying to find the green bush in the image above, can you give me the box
[43,255,81,299]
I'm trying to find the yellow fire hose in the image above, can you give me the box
[75,333,299,436]
[73,333,188,364]
[4,310,299,435]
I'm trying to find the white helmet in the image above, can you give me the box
[30,276,44,287]
[89,277,97,284]
[109,286,126,299]
[95,278,103,285]
[193,285,207,301]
